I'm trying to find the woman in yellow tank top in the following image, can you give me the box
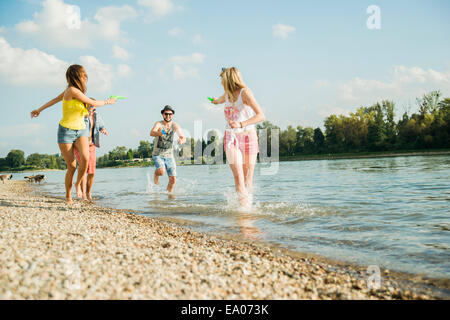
[30,64,117,204]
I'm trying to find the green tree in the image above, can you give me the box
[257,121,280,157]
[367,103,384,151]
[6,150,25,168]
[279,125,297,156]
[296,126,314,154]
[324,115,345,152]
[137,140,152,158]
[313,127,325,153]
[127,148,134,160]
[109,146,127,161]
[382,100,396,148]
[26,153,42,167]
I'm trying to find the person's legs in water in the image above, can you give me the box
[73,136,89,198]
[241,131,259,195]
[58,143,77,204]
[243,153,258,194]
[165,158,177,193]
[153,155,165,185]
[226,146,247,207]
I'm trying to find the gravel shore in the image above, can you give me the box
[0,181,447,299]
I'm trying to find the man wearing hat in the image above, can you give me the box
[150,105,186,192]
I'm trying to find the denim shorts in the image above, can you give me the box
[153,155,176,177]
[57,118,89,144]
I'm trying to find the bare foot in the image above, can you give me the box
[65,197,73,205]
[239,194,250,209]
[75,183,83,198]
[168,193,176,200]
[86,193,93,202]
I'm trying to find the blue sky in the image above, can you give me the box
[0,0,449,157]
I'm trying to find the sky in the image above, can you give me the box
[0,0,449,157]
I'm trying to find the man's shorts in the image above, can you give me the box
[153,155,176,177]
[74,144,97,175]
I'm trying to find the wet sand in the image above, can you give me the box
[0,181,448,299]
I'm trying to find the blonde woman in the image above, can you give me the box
[211,67,265,207]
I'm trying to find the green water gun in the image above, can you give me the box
[110,95,125,100]
[207,97,214,102]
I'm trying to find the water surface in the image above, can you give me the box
[25,155,450,279]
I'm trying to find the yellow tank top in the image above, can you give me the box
[59,99,88,130]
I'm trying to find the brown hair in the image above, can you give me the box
[65,64,87,93]
[220,67,246,103]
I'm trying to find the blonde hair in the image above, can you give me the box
[220,67,246,103]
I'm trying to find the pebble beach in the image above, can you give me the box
[0,181,448,300]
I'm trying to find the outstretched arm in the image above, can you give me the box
[212,94,226,105]
[174,123,186,144]
[31,91,65,118]
[70,87,116,108]
[150,121,163,137]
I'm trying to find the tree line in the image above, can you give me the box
[263,90,450,156]
[2,91,449,171]
[0,150,66,171]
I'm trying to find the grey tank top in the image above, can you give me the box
[152,121,175,158]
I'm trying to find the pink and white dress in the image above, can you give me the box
[223,88,259,154]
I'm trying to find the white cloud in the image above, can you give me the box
[338,66,450,103]
[15,0,136,48]
[168,27,182,36]
[158,53,205,80]
[94,5,137,40]
[0,36,68,86]
[113,45,130,61]
[117,64,132,78]
[272,24,296,39]
[79,56,114,92]
[0,26,6,33]
[0,37,116,91]
[138,0,179,18]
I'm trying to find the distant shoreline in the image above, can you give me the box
[2,149,449,173]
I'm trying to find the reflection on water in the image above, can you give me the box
[23,154,450,279]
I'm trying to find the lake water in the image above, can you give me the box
[21,155,450,279]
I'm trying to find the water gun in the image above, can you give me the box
[110,95,125,100]
[161,128,166,136]
[207,97,214,102]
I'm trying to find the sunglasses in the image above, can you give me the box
[164,113,173,116]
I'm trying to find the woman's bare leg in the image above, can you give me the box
[73,137,89,199]
[243,153,258,194]
[226,147,247,206]
[58,143,77,204]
